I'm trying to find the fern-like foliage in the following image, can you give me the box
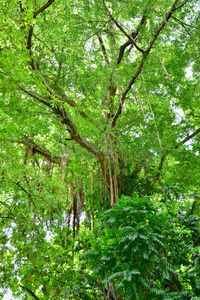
[80,193,200,299]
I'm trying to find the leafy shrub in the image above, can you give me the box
[81,194,200,299]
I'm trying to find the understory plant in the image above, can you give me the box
[80,194,200,300]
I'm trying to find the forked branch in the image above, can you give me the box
[103,0,145,54]
[116,13,147,65]
[111,0,183,128]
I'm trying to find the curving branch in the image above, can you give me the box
[172,16,192,36]
[18,85,51,108]
[35,66,90,119]
[18,86,106,165]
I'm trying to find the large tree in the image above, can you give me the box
[1,0,200,203]
[0,0,200,298]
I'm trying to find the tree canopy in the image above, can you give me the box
[0,0,200,299]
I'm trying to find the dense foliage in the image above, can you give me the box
[0,0,200,299]
[80,194,200,299]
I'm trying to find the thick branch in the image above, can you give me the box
[18,86,106,165]
[19,138,64,165]
[7,137,64,166]
[191,196,199,214]
[27,26,33,51]
[151,127,200,185]
[116,40,132,65]
[56,107,105,161]
[50,106,110,192]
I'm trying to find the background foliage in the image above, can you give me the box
[0,0,200,299]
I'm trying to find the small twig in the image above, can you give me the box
[141,76,163,150]
[172,16,200,51]
[174,127,200,149]
[158,56,171,80]
[172,16,192,36]
[173,0,190,11]
[14,181,29,195]
[164,13,175,34]
[84,20,111,41]
[188,113,200,118]
[136,87,146,119]
[171,16,200,30]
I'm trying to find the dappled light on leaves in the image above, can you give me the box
[0,0,200,299]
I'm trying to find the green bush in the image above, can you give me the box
[80,194,200,299]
